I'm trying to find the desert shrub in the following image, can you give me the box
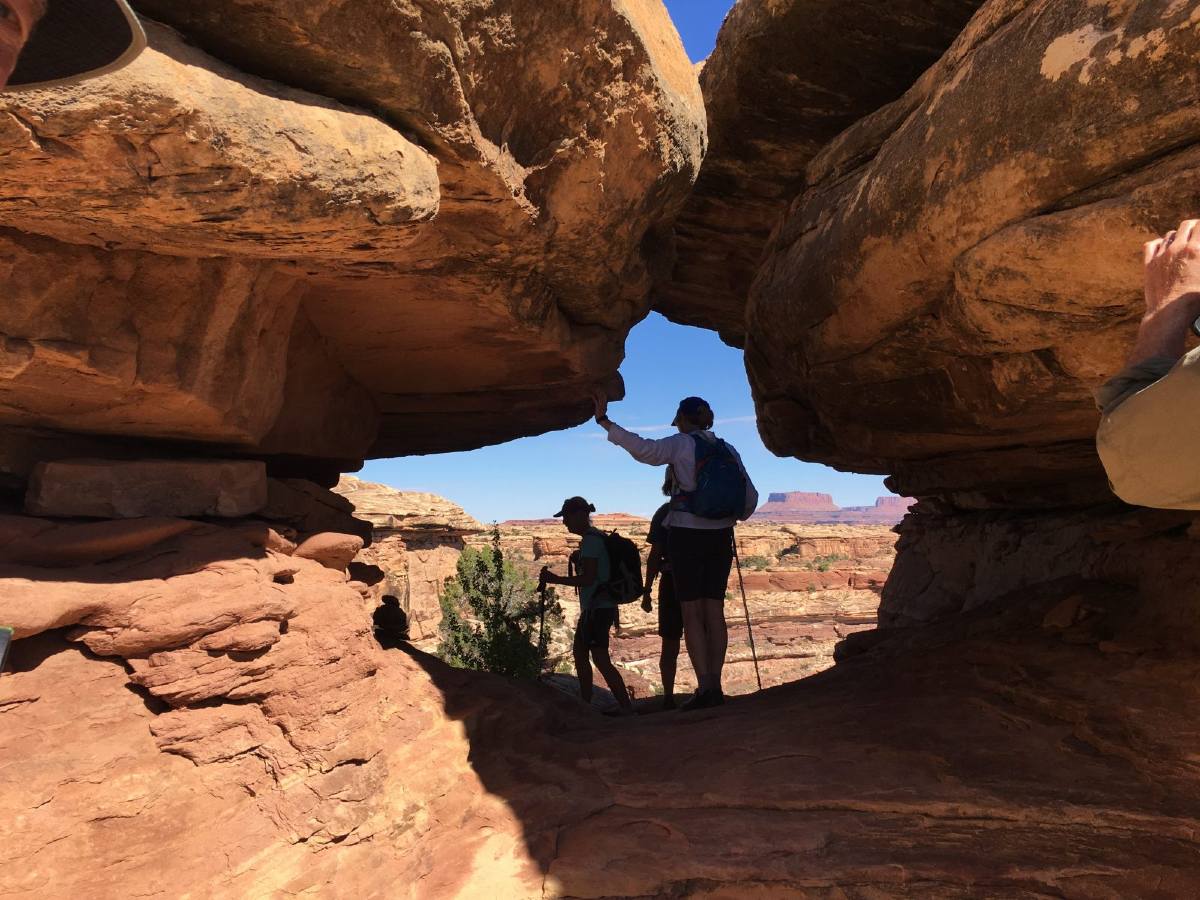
[804,553,849,573]
[437,527,561,679]
[743,555,771,571]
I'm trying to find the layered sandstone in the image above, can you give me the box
[4,524,1199,896]
[333,475,484,640]
[0,3,705,481]
[655,0,985,344]
[745,0,1200,505]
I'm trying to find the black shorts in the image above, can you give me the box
[574,607,617,652]
[667,526,734,603]
[657,572,683,640]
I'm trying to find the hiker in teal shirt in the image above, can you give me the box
[539,496,634,716]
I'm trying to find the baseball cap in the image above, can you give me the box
[671,396,712,426]
[7,0,147,90]
[553,496,595,518]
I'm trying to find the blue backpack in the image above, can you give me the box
[674,434,748,520]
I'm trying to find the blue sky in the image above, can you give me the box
[359,2,892,523]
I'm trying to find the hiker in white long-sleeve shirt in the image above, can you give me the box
[593,392,758,711]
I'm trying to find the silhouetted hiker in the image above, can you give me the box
[372,595,409,648]
[1098,217,1200,508]
[643,483,683,710]
[594,392,758,711]
[538,496,634,716]
[1,0,146,91]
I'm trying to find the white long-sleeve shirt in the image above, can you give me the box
[605,423,759,529]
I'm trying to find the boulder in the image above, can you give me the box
[0,2,705,470]
[744,0,1200,501]
[0,22,439,258]
[294,532,365,572]
[656,0,985,344]
[25,459,267,519]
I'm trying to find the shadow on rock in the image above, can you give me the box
[385,582,1200,896]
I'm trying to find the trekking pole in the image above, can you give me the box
[537,581,548,653]
[732,531,763,692]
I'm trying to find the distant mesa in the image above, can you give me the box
[501,513,648,528]
[763,492,839,511]
[752,492,913,525]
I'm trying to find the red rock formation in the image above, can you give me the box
[8,0,1200,892]
[655,0,985,345]
[744,0,1200,501]
[761,491,839,511]
[3,526,1198,895]
[333,476,485,641]
[0,2,705,481]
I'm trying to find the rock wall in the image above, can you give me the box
[655,0,1200,631]
[333,476,486,641]
[0,2,705,483]
[746,0,1200,496]
[655,0,985,344]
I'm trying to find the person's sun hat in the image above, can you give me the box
[671,396,712,426]
[8,0,146,90]
[553,497,595,518]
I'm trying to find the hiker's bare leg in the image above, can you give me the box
[681,601,709,687]
[574,644,594,703]
[702,597,728,690]
[592,648,631,708]
[660,636,680,700]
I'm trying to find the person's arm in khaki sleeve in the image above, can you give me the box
[1097,218,1200,508]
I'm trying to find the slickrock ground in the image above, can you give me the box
[4,522,1199,897]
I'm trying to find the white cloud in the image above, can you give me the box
[580,414,757,438]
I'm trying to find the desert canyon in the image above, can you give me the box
[4,0,1200,896]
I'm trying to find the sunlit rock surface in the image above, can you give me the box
[3,519,1197,896]
[334,475,485,641]
[8,0,1200,894]
[655,0,984,344]
[0,3,705,478]
[746,0,1200,502]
